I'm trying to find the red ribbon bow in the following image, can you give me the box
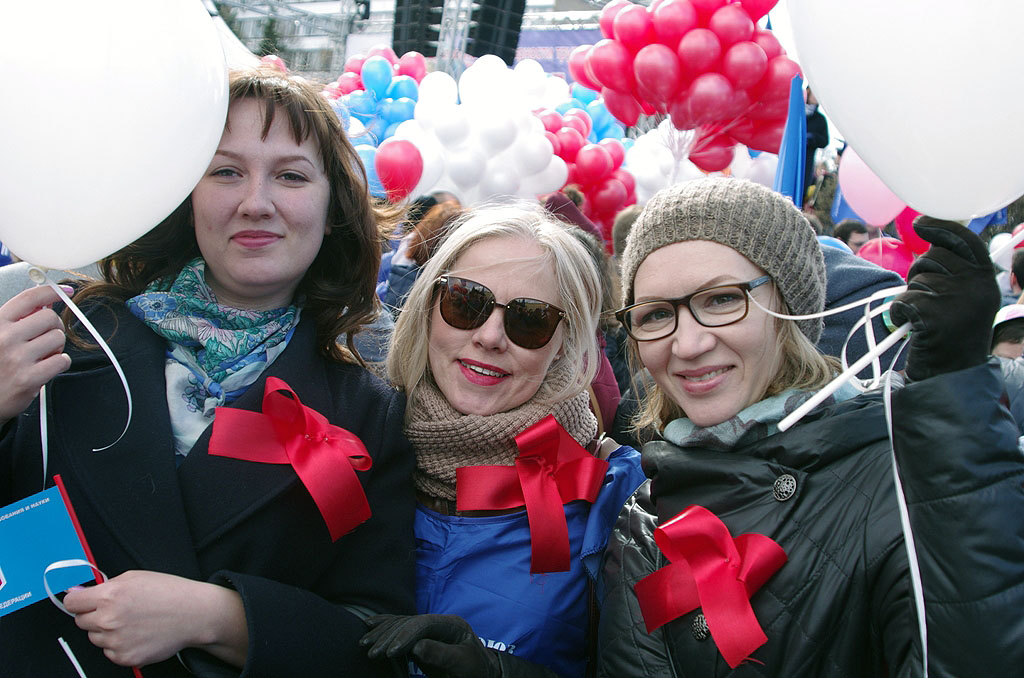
[209,377,372,541]
[634,505,786,669]
[456,415,608,573]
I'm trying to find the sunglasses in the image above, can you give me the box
[434,275,566,349]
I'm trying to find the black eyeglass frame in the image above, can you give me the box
[615,275,773,342]
[433,275,567,349]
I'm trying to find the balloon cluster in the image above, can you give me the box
[322,44,428,146]
[568,0,798,171]
[389,56,583,206]
[536,107,636,238]
[559,84,628,143]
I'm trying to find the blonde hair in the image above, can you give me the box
[387,202,602,417]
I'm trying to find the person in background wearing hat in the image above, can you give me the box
[991,303,1024,359]
[599,177,1024,677]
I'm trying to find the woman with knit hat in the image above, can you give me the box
[360,202,645,677]
[597,177,1024,677]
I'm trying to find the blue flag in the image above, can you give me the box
[773,74,806,208]
[967,207,1008,234]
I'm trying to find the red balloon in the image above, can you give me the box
[741,0,778,22]
[638,97,657,116]
[336,71,363,95]
[589,39,636,93]
[366,44,399,65]
[576,144,615,186]
[345,54,366,75]
[555,127,586,162]
[613,4,657,53]
[397,51,427,82]
[677,28,722,76]
[564,108,593,136]
[684,72,735,125]
[858,237,916,279]
[652,0,699,48]
[599,0,632,39]
[322,82,342,99]
[753,55,801,102]
[568,45,603,91]
[721,41,768,89]
[709,4,754,45]
[634,44,683,105]
[894,207,931,255]
[746,118,785,153]
[751,30,783,60]
[544,130,562,157]
[690,0,726,18]
[612,167,636,195]
[590,177,628,215]
[375,140,422,203]
[600,139,626,170]
[602,88,642,126]
[689,133,734,172]
[261,54,287,72]
[563,115,589,137]
[565,161,580,187]
[537,109,564,134]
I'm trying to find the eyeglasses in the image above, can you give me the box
[434,275,566,349]
[615,276,772,342]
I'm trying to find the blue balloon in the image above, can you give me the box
[586,100,612,133]
[621,138,635,152]
[383,121,401,140]
[555,99,586,115]
[597,122,625,141]
[355,144,386,198]
[360,55,393,100]
[328,98,351,131]
[818,235,853,253]
[385,75,419,102]
[571,83,599,105]
[345,89,377,121]
[376,97,394,121]
[365,117,388,145]
[388,97,416,124]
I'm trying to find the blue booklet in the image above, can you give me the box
[0,486,93,617]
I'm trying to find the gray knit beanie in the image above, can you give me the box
[620,177,826,343]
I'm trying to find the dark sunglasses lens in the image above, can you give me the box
[439,278,493,330]
[505,299,561,349]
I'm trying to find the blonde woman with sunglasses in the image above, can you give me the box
[361,203,646,677]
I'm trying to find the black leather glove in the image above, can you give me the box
[888,216,1001,381]
[361,614,501,678]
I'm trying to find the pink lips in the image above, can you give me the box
[676,365,731,395]
[232,230,281,248]
[458,359,509,386]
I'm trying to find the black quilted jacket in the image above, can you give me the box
[598,362,1024,677]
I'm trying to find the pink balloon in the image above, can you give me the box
[599,0,633,40]
[752,55,801,102]
[684,72,735,125]
[740,0,777,22]
[537,109,564,134]
[652,0,699,48]
[563,115,589,137]
[589,177,628,215]
[612,167,636,195]
[708,4,754,45]
[613,5,657,53]
[677,28,722,76]
[689,134,734,172]
[576,144,615,186]
[721,41,767,90]
[397,51,427,82]
[600,139,626,170]
[564,108,593,136]
[555,127,586,162]
[894,207,931,255]
[544,130,562,157]
[602,88,642,127]
[366,44,399,65]
[260,54,287,73]
[838,148,907,227]
[344,54,367,74]
[858,238,915,280]
[589,39,636,93]
[690,0,726,18]
[751,30,783,60]
[336,71,363,95]
[568,45,603,91]
[375,140,423,203]
[322,82,342,99]
[634,44,683,105]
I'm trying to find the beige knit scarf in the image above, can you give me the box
[405,381,598,501]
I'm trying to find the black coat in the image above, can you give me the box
[0,300,417,677]
[598,362,1024,677]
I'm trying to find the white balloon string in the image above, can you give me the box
[43,558,108,618]
[28,266,133,453]
[747,284,907,321]
[862,291,881,384]
[40,383,49,490]
[58,637,89,678]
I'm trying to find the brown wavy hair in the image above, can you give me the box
[63,66,401,364]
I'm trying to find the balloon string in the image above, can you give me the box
[58,637,88,678]
[29,266,133,454]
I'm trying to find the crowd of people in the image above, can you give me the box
[2,66,1023,678]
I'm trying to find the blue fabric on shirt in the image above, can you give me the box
[415,445,645,678]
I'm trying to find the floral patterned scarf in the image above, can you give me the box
[127,257,301,456]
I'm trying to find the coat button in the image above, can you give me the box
[773,473,797,501]
[691,613,710,641]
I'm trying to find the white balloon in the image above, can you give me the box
[541,76,571,110]
[478,165,521,201]
[788,0,1024,219]
[0,0,227,268]
[448,148,487,190]
[513,133,555,176]
[433,104,471,149]
[520,155,569,197]
[990,232,1014,273]
[409,136,446,197]
[392,119,428,144]
[468,105,518,154]
[418,71,459,108]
